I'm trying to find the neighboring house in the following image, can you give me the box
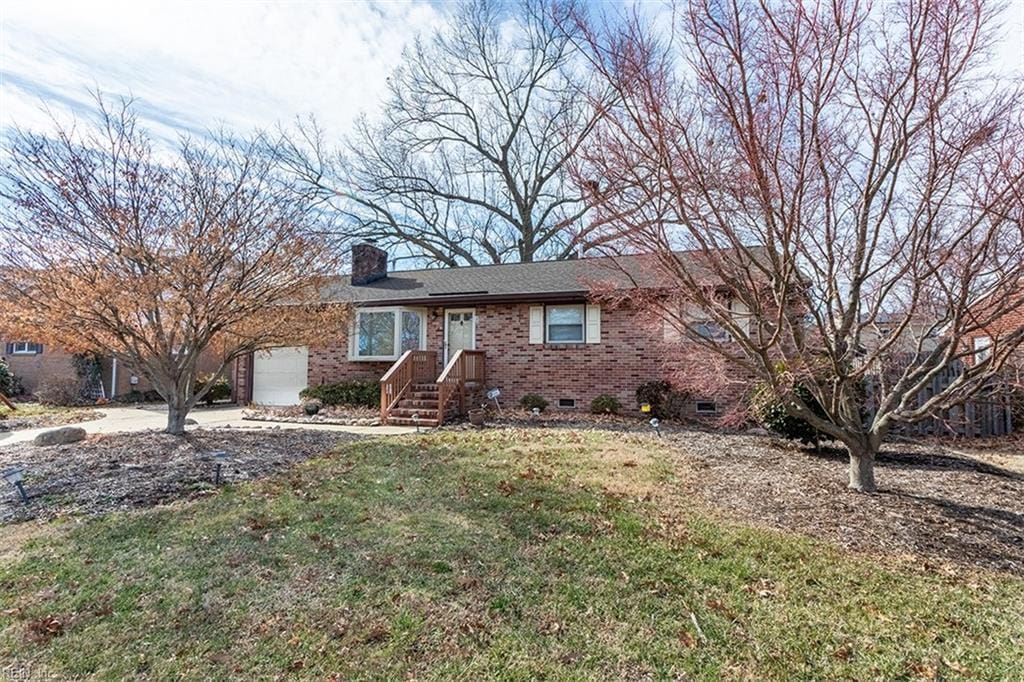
[234,243,755,425]
[1,340,76,395]
[0,339,231,399]
[964,283,1024,371]
[858,311,942,355]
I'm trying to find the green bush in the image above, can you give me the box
[590,394,622,415]
[750,383,831,445]
[300,380,380,408]
[195,374,231,406]
[635,380,689,420]
[0,358,19,397]
[519,393,549,412]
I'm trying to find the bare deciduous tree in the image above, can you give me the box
[0,97,346,434]
[575,0,1024,491]
[279,0,611,266]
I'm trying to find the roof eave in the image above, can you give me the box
[331,290,592,307]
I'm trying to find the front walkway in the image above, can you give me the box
[0,404,414,447]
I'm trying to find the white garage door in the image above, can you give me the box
[252,347,308,405]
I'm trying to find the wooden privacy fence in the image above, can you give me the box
[865,360,1015,438]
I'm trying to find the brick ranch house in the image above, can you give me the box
[234,244,754,426]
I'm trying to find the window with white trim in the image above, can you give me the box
[546,305,585,343]
[681,300,750,341]
[8,342,41,355]
[350,307,426,361]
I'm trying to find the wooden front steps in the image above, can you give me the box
[380,349,486,427]
[386,383,455,427]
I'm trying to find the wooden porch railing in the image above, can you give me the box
[436,349,486,421]
[379,350,437,422]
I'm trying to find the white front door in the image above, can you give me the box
[445,309,476,362]
[252,346,309,405]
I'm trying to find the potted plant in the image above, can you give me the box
[468,405,486,426]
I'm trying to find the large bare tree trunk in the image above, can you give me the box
[847,444,877,493]
[166,407,190,436]
[165,389,191,436]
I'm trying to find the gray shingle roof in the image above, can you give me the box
[320,250,749,305]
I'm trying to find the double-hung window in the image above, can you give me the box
[351,307,426,360]
[682,300,750,342]
[546,305,585,343]
[8,342,41,355]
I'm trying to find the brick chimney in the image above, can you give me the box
[351,241,388,285]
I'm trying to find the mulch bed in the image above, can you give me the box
[663,430,1024,575]
[242,405,380,426]
[443,409,661,432]
[0,408,103,432]
[0,429,362,524]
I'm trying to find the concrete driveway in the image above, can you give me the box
[0,404,415,447]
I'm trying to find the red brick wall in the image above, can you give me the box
[966,302,1024,368]
[233,302,744,416]
[0,341,75,395]
[0,338,232,400]
[233,353,251,404]
[474,303,647,411]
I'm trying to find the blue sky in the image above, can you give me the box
[1,1,1022,143]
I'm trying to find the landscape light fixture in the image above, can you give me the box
[531,407,540,419]
[649,418,661,438]
[412,413,420,433]
[2,466,29,504]
[199,450,232,486]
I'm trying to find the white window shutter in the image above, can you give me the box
[730,300,752,336]
[529,306,544,344]
[663,317,681,342]
[585,304,601,343]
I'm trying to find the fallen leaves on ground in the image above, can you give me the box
[0,429,360,524]
[663,430,1024,575]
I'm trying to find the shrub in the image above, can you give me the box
[300,380,380,408]
[635,380,689,420]
[519,393,549,412]
[35,377,86,406]
[750,383,830,446]
[195,374,231,406]
[0,358,20,397]
[590,394,622,415]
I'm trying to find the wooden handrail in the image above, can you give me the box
[436,350,486,423]
[379,350,437,422]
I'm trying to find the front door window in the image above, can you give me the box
[446,310,475,361]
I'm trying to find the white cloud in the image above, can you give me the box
[0,0,1019,145]
[0,0,445,140]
